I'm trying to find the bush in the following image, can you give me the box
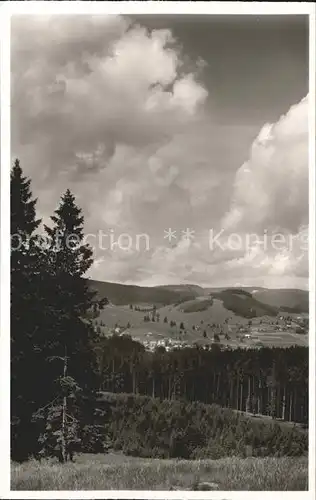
[80,424,109,454]
[92,393,307,460]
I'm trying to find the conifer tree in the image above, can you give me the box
[11,159,42,461]
[43,189,107,388]
[37,189,107,461]
[11,159,41,239]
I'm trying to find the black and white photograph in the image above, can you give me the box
[1,1,315,496]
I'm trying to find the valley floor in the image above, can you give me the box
[11,452,308,491]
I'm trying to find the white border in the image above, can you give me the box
[1,2,315,499]
[308,7,316,497]
[0,1,315,15]
[0,1,11,497]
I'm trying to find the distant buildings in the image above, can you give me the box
[142,336,190,352]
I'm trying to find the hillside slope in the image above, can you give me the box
[88,279,308,315]
[252,289,309,313]
[88,279,198,306]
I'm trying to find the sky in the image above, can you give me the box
[11,14,309,289]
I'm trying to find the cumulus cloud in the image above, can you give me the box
[222,96,309,234]
[218,97,309,289]
[11,15,207,182]
[11,16,309,290]
[115,95,310,289]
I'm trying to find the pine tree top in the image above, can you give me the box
[11,158,41,238]
[44,188,94,278]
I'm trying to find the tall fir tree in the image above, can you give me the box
[11,159,43,461]
[36,190,107,461]
[43,189,107,389]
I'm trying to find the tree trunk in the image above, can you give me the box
[252,376,257,415]
[257,378,261,415]
[216,372,221,402]
[289,391,293,422]
[152,375,155,398]
[229,377,234,408]
[246,376,251,413]
[61,346,67,464]
[282,386,286,420]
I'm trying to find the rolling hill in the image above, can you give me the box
[88,280,308,349]
[88,280,199,306]
[88,279,308,316]
[251,288,309,313]
[210,289,279,318]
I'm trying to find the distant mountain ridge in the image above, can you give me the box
[88,279,308,315]
[88,280,198,306]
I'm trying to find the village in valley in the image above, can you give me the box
[93,287,309,352]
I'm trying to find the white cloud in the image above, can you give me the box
[222,96,309,234]
[11,16,308,290]
[12,15,207,181]
[213,96,309,289]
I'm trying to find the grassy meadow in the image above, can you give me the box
[95,301,308,350]
[92,281,309,350]
[11,452,308,490]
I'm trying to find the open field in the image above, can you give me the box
[91,282,308,349]
[95,299,308,349]
[11,452,308,490]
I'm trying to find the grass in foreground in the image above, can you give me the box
[11,452,308,490]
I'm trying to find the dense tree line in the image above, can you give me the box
[96,335,308,425]
[11,160,106,462]
[212,290,278,318]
